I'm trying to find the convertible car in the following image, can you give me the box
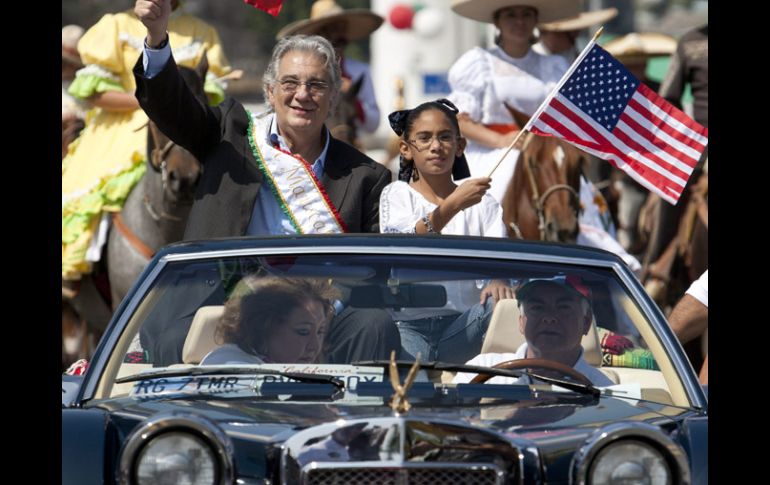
[62,235,707,485]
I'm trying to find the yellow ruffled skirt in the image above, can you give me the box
[62,107,149,280]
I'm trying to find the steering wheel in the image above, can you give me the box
[468,358,593,386]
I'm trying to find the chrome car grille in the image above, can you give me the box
[304,466,502,485]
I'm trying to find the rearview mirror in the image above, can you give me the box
[349,284,447,308]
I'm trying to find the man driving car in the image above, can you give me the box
[453,276,614,386]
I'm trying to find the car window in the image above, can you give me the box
[97,253,687,407]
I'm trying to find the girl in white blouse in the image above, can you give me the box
[379,99,514,363]
[380,99,507,238]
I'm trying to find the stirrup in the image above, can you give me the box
[62,280,81,300]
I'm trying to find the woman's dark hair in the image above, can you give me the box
[215,276,339,360]
[387,99,470,182]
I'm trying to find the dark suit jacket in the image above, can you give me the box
[133,55,391,239]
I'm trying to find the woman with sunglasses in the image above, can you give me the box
[378,99,514,364]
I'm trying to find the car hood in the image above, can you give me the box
[95,393,694,482]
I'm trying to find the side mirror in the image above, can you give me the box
[62,375,84,408]
[349,284,447,308]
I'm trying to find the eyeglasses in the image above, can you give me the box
[408,133,459,151]
[278,79,330,96]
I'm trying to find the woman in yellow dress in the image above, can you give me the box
[62,0,231,281]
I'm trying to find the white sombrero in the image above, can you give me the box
[538,7,618,32]
[602,32,677,63]
[451,0,582,25]
[276,0,384,41]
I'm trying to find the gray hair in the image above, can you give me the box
[263,35,342,110]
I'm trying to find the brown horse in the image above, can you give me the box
[62,60,207,371]
[497,103,587,243]
[499,108,587,244]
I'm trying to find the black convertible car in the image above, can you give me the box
[62,235,707,484]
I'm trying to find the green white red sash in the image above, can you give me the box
[247,112,346,234]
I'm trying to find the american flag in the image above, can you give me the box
[525,42,708,205]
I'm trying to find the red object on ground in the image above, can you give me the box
[389,4,414,29]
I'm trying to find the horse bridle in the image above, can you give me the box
[146,127,184,223]
[111,124,186,261]
[523,152,581,241]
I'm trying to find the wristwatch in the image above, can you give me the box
[145,33,169,50]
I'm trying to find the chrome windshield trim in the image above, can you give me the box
[570,421,691,485]
[159,245,622,267]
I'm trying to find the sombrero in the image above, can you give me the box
[538,7,618,32]
[451,0,582,25]
[276,0,384,41]
[602,32,677,64]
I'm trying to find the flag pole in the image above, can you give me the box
[487,26,605,178]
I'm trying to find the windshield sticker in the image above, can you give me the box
[127,365,385,399]
[253,364,384,392]
[130,375,254,398]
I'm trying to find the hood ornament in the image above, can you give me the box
[388,350,421,414]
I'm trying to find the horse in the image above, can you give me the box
[498,102,586,243]
[326,75,364,147]
[106,60,207,307]
[62,59,207,370]
[500,132,584,243]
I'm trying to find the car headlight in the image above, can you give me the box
[589,439,670,485]
[135,431,217,485]
[118,412,234,485]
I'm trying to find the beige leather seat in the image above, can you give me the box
[480,299,602,365]
[182,305,225,364]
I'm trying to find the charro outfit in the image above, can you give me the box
[62,7,231,280]
[379,181,507,363]
[644,25,708,268]
[448,46,568,202]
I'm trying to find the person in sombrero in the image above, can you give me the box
[533,7,618,62]
[447,0,581,204]
[277,0,384,134]
[62,0,232,284]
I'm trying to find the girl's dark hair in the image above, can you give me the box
[387,99,470,182]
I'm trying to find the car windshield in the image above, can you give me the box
[96,252,689,407]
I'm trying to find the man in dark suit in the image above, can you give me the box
[133,0,398,365]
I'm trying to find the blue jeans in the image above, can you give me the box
[396,299,494,364]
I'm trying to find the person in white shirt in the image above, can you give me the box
[380,98,514,364]
[454,276,614,386]
[668,270,708,384]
